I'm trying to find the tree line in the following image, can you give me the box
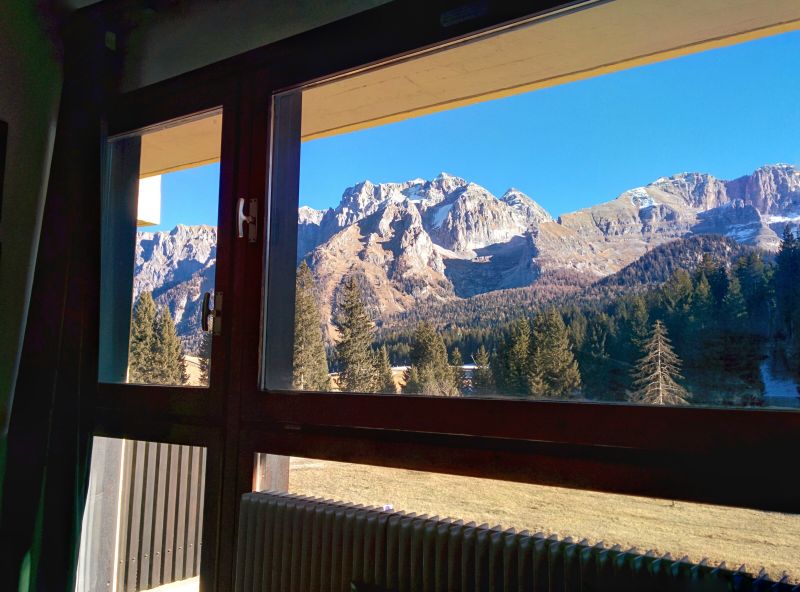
[289,229,800,404]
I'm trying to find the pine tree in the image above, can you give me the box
[153,306,188,385]
[198,330,212,385]
[450,347,466,394]
[334,276,378,392]
[471,345,493,394]
[691,273,714,329]
[529,308,581,398]
[734,252,772,335]
[374,345,396,393]
[721,274,748,334]
[580,314,616,400]
[403,322,459,396]
[293,262,331,391]
[776,226,800,341]
[128,291,158,383]
[628,320,690,405]
[492,318,531,396]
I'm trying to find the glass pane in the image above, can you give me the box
[265,20,800,407]
[77,437,207,592]
[100,112,222,387]
[252,454,800,584]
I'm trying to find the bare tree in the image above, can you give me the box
[628,320,690,405]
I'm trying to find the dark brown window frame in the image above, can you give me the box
[89,1,800,590]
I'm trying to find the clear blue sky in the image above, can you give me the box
[299,29,800,215]
[151,30,800,231]
[145,163,220,232]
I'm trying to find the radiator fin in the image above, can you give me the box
[235,491,793,592]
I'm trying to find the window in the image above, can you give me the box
[88,3,800,592]
[264,25,800,408]
[254,455,800,581]
[249,0,800,516]
[99,112,222,388]
[77,437,208,592]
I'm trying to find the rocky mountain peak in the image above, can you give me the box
[431,172,468,196]
[648,172,728,210]
[500,188,554,224]
[298,205,325,225]
[726,163,800,214]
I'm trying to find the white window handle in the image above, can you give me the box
[237,197,257,242]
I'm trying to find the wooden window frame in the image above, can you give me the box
[88,1,800,590]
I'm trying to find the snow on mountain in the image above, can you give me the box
[136,164,800,348]
[299,205,325,224]
[627,187,658,209]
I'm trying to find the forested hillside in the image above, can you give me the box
[294,230,800,406]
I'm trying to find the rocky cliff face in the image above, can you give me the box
[135,164,800,348]
[298,164,800,332]
[134,224,217,353]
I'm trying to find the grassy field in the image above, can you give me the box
[288,458,799,582]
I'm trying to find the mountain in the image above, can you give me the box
[379,235,754,333]
[134,164,800,349]
[134,224,217,354]
[300,164,799,337]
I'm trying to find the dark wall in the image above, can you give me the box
[0,1,63,436]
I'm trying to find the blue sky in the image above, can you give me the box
[151,29,800,231]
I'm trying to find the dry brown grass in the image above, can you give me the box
[288,458,800,582]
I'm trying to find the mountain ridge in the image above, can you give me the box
[135,163,800,348]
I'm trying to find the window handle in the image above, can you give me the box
[237,197,257,242]
[202,291,223,335]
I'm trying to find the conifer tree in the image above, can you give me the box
[628,320,690,405]
[579,314,616,400]
[129,291,158,383]
[776,226,800,341]
[335,275,378,392]
[153,306,188,385]
[198,330,212,386]
[471,345,494,394]
[403,322,459,396]
[293,262,331,391]
[691,273,714,329]
[721,274,748,334]
[492,318,531,396]
[450,347,467,394]
[529,308,581,398]
[734,252,771,335]
[374,345,396,393]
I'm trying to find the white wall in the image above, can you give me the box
[0,1,63,433]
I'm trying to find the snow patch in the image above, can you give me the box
[432,203,453,228]
[628,187,658,209]
[724,224,759,241]
[765,212,800,224]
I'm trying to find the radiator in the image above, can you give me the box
[235,491,796,592]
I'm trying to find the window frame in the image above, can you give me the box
[89,3,800,590]
[96,76,240,425]
[243,2,800,513]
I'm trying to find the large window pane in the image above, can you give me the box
[252,455,800,583]
[253,454,800,581]
[265,21,800,408]
[100,112,222,387]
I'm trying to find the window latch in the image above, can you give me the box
[237,197,257,242]
[202,291,223,336]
